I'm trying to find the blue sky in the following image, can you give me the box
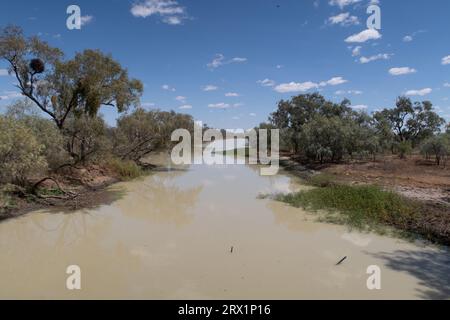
[1,0,450,128]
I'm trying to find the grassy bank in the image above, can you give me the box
[272,174,450,245]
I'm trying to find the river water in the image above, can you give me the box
[0,152,449,299]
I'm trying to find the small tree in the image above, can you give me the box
[421,135,450,166]
[113,109,194,165]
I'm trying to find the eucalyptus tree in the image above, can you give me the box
[0,25,143,130]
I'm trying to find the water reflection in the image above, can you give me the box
[115,173,203,226]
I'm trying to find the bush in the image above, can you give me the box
[6,100,70,169]
[0,116,47,185]
[105,158,143,180]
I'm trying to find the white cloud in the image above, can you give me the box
[328,12,359,26]
[0,69,8,76]
[274,76,347,93]
[345,29,382,43]
[175,96,186,102]
[403,35,413,42]
[275,81,319,93]
[230,57,247,63]
[207,54,247,69]
[249,113,256,117]
[320,76,348,86]
[359,53,392,64]
[179,104,192,109]
[207,54,225,69]
[257,79,276,87]
[351,104,368,111]
[405,88,432,96]
[202,85,218,92]
[162,84,176,91]
[208,103,231,109]
[329,0,361,8]
[351,46,362,57]
[389,67,417,76]
[80,15,94,26]
[442,55,450,65]
[335,90,363,95]
[225,92,240,97]
[0,91,22,100]
[443,83,450,88]
[130,0,187,25]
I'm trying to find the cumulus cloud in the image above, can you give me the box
[202,85,218,91]
[328,12,359,26]
[130,0,187,25]
[175,96,186,102]
[444,83,450,88]
[405,88,432,96]
[274,76,348,93]
[225,92,240,97]
[257,79,276,87]
[320,76,348,86]
[345,29,382,43]
[359,53,392,64]
[389,67,417,76]
[442,55,450,65]
[274,81,319,93]
[179,104,192,109]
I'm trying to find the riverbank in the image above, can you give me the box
[0,159,153,221]
[276,154,450,246]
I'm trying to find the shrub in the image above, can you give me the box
[0,116,47,185]
[105,158,143,180]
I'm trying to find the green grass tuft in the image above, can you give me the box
[276,184,418,230]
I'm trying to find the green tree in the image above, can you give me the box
[0,25,143,130]
[373,97,445,148]
[113,108,194,165]
[5,99,70,169]
[0,115,47,185]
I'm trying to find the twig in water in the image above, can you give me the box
[336,256,347,266]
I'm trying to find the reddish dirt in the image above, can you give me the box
[321,155,450,204]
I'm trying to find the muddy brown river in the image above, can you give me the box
[0,154,449,299]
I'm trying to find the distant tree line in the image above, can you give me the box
[259,93,448,165]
